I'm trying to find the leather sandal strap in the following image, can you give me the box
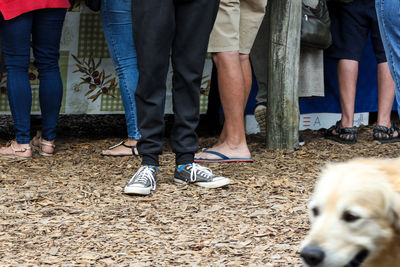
[39,137,55,148]
[10,140,31,153]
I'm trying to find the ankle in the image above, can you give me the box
[124,139,138,146]
[221,140,249,150]
[340,122,353,128]
[41,137,54,144]
[376,120,391,128]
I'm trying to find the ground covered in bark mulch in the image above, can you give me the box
[1,115,400,266]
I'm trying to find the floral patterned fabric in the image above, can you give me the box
[0,3,212,115]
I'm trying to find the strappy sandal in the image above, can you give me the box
[101,141,139,157]
[31,135,55,156]
[325,120,357,144]
[0,140,32,159]
[373,122,400,144]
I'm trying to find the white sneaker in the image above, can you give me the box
[124,166,157,195]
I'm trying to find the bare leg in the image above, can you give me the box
[376,62,398,137]
[337,59,359,128]
[240,54,253,109]
[377,63,395,125]
[196,51,251,160]
[218,53,252,144]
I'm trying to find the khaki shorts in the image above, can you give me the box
[208,0,268,54]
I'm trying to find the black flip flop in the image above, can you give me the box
[101,141,139,157]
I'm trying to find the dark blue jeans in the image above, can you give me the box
[100,0,140,140]
[0,8,66,144]
[376,0,400,116]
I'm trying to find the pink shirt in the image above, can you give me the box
[0,0,70,20]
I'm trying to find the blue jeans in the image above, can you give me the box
[101,0,140,140]
[0,9,66,144]
[376,0,400,116]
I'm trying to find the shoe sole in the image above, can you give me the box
[101,153,133,157]
[174,177,231,189]
[254,106,267,136]
[124,186,151,195]
[374,137,400,144]
[0,154,31,160]
[194,158,253,163]
[325,135,357,144]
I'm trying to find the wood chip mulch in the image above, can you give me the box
[1,115,400,266]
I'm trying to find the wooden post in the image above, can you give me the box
[266,0,302,149]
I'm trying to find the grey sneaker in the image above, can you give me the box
[174,163,230,188]
[124,166,157,195]
[254,103,267,136]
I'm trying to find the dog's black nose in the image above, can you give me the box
[300,246,325,266]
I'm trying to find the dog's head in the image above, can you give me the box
[301,159,400,267]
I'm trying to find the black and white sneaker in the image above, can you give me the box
[174,163,230,188]
[299,136,305,146]
[124,166,157,195]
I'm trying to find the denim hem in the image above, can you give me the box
[127,135,141,140]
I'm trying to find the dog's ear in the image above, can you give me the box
[388,192,400,233]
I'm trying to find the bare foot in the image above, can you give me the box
[195,142,252,162]
[101,140,138,156]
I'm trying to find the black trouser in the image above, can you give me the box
[133,0,220,166]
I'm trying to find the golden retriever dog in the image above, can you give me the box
[300,158,400,267]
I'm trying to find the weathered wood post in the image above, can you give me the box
[266,0,302,149]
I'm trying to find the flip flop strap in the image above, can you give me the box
[202,149,229,160]
[108,141,138,156]
[108,141,134,149]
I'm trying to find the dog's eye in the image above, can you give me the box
[342,211,360,222]
[311,207,319,217]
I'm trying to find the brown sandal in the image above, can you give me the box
[0,140,32,160]
[31,135,55,156]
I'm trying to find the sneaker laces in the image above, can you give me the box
[188,163,213,182]
[128,166,157,190]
